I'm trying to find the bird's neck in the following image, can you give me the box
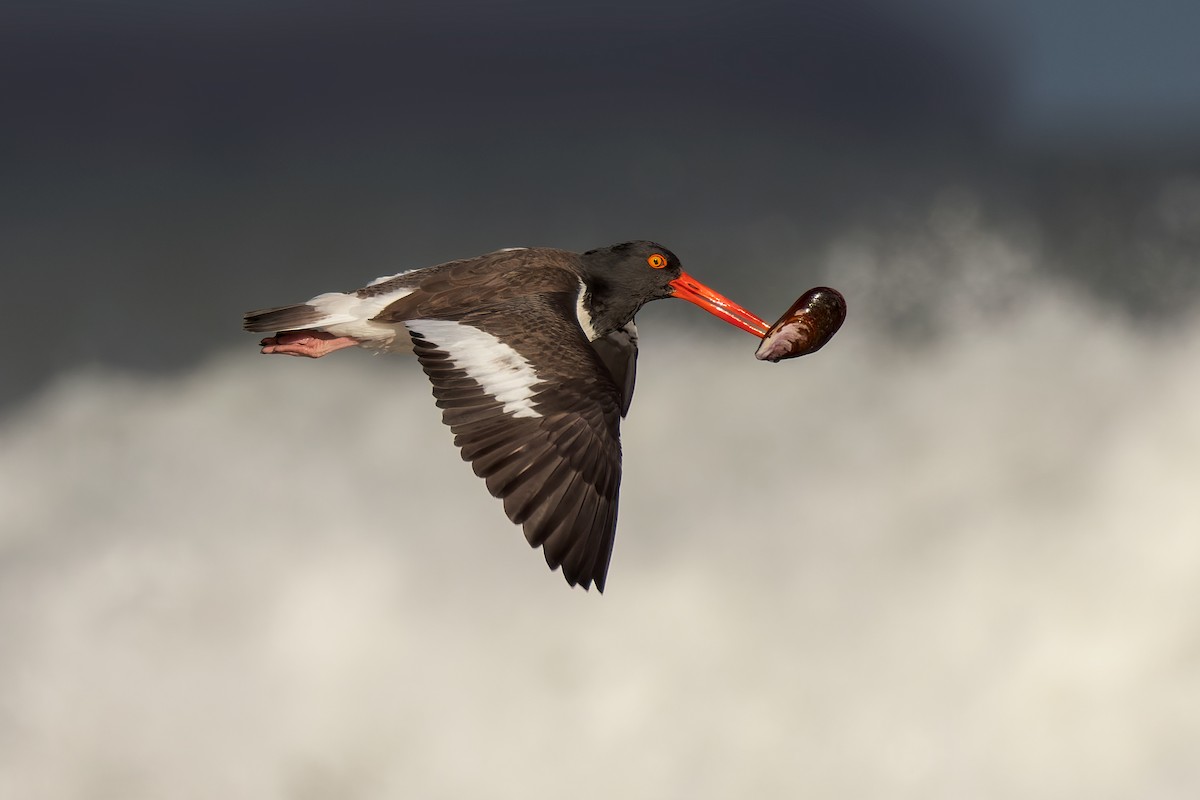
[576,283,638,342]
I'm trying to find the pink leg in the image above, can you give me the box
[260,330,361,358]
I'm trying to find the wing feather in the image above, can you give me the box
[407,291,625,591]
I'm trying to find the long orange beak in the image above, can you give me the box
[669,272,771,338]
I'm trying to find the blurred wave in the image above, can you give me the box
[2,253,1198,797]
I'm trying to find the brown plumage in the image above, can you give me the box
[244,242,774,591]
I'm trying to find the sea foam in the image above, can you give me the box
[1,286,1198,798]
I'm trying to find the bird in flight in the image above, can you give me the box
[245,242,772,591]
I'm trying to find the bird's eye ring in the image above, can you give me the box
[647,254,667,269]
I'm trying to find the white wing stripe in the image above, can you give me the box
[405,320,544,419]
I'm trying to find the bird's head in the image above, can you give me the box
[580,241,769,337]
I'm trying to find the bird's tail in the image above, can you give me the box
[242,304,326,333]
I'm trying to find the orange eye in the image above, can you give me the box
[647,254,667,269]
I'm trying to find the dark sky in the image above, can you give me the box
[6,0,1198,149]
[1003,0,1200,146]
[3,1,1007,151]
[3,0,1199,409]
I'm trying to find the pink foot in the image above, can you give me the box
[260,330,361,358]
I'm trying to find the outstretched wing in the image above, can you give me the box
[404,292,625,591]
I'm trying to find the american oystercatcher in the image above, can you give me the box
[244,242,772,591]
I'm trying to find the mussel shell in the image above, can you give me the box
[754,287,846,362]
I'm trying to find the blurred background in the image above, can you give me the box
[2,1,1199,797]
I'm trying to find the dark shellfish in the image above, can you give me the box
[754,287,846,362]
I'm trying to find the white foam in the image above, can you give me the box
[2,285,1199,798]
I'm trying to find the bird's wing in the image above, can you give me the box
[589,322,638,417]
[370,248,581,323]
[403,291,625,592]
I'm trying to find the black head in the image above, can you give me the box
[580,241,683,298]
[578,240,770,339]
[575,241,684,336]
